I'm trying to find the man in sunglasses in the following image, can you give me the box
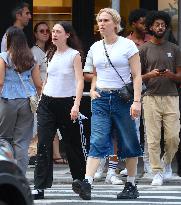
[1,1,31,52]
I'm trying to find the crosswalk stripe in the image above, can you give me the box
[33,192,181,199]
[32,184,181,204]
[30,184,181,189]
[34,200,181,204]
[45,189,181,194]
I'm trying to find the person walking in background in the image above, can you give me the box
[72,8,142,200]
[0,26,42,175]
[140,10,181,186]
[30,21,66,165]
[1,1,31,52]
[31,22,51,82]
[127,9,151,47]
[120,8,152,177]
[32,21,86,200]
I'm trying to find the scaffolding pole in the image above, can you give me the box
[111,0,120,13]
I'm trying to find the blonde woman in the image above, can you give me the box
[72,8,142,200]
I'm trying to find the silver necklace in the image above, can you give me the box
[103,41,117,69]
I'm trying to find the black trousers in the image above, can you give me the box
[34,94,86,189]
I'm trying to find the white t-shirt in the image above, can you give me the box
[31,46,47,82]
[43,48,79,97]
[84,36,138,89]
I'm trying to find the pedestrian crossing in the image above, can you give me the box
[32,184,181,204]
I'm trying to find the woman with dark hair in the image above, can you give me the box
[0,26,42,175]
[30,22,66,165]
[32,22,86,200]
[32,22,51,81]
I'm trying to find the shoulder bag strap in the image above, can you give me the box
[17,72,30,97]
[103,40,128,87]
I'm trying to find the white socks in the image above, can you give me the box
[85,176,93,184]
[127,176,135,186]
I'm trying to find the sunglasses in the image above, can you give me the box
[38,29,50,34]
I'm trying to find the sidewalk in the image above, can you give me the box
[26,157,181,185]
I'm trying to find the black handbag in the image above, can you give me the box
[103,40,146,102]
[118,82,134,102]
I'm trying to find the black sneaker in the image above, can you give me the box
[72,179,91,200]
[117,182,139,199]
[29,156,36,165]
[32,189,44,200]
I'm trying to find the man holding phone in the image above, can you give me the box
[139,11,181,186]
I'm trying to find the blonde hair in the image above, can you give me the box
[96,8,122,34]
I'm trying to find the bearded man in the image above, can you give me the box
[139,10,181,186]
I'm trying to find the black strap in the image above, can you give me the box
[103,40,128,87]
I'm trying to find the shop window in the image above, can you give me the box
[33,0,72,29]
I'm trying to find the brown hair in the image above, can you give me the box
[33,21,52,52]
[6,26,35,73]
[47,21,84,62]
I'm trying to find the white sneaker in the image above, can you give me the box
[94,169,104,181]
[120,168,128,176]
[105,174,123,185]
[151,172,163,186]
[144,162,152,174]
[163,163,172,179]
[94,159,106,181]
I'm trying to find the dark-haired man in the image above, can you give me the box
[127,8,151,47]
[140,10,181,186]
[119,9,152,177]
[1,2,31,52]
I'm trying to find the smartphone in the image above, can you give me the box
[159,68,166,72]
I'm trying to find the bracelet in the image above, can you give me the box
[133,101,141,103]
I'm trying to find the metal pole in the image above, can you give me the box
[178,0,181,49]
[111,0,120,13]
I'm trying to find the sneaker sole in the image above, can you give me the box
[117,194,139,199]
[79,192,91,200]
[33,194,44,200]
[117,195,139,199]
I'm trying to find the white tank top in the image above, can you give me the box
[43,48,79,97]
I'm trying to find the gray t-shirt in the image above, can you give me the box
[139,41,181,96]
[31,46,47,82]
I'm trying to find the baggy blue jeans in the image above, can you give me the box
[88,89,142,160]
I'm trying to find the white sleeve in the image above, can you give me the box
[126,40,139,59]
[83,48,94,73]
